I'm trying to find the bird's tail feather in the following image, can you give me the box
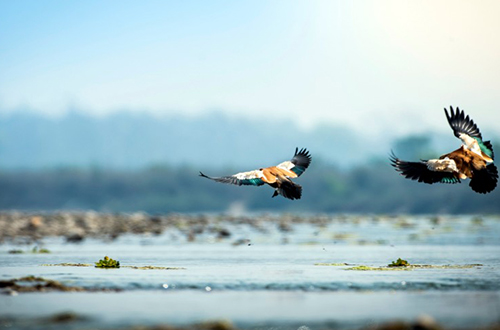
[469,163,498,194]
[275,179,302,200]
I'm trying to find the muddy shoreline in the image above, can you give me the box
[2,211,495,244]
[0,211,397,243]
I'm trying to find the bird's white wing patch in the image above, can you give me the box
[427,158,458,173]
[459,133,483,156]
[276,161,294,171]
[234,169,264,180]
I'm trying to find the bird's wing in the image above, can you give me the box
[444,106,494,161]
[390,152,460,184]
[445,106,482,139]
[199,170,265,186]
[276,148,312,177]
[482,140,495,161]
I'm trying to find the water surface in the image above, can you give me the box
[1,214,500,329]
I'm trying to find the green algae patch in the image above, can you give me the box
[314,263,350,266]
[41,263,185,270]
[347,264,483,271]
[95,256,120,268]
[42,263,93,267]
[388,258,410,267]
[8,246,50,254]
[94,257,185,269]
[409,264,482,269]
[347,265,411,271]
[123,265,186,270]
[31,246,50,253]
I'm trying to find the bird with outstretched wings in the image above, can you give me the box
[200,148,312,200]
[390,106,497,194]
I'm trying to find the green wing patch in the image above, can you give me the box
[441,176,460,184]
[291,166,306,176]
[473,137,494,160]
[240,178,265,186]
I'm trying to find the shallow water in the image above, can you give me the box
[3,291,500,330]
[2,244,500,291]
[1,214,500,329]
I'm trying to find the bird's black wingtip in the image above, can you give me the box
[294,147,311,159]
[444,106,451,119]
[444,105,458,122]
[446,105,468,121]
[444,105,482,139]
[389,150,399,166]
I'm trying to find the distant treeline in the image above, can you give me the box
[1,161,499,214]
[0,111,382,170]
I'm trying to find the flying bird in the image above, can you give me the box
[390,106,498,194]
[199,148,312,200]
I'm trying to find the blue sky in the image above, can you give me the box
[1,0,499,135]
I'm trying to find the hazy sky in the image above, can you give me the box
[1,0,499,135]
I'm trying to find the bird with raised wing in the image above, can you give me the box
[199,148,312,200]
[390,106,497,194]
